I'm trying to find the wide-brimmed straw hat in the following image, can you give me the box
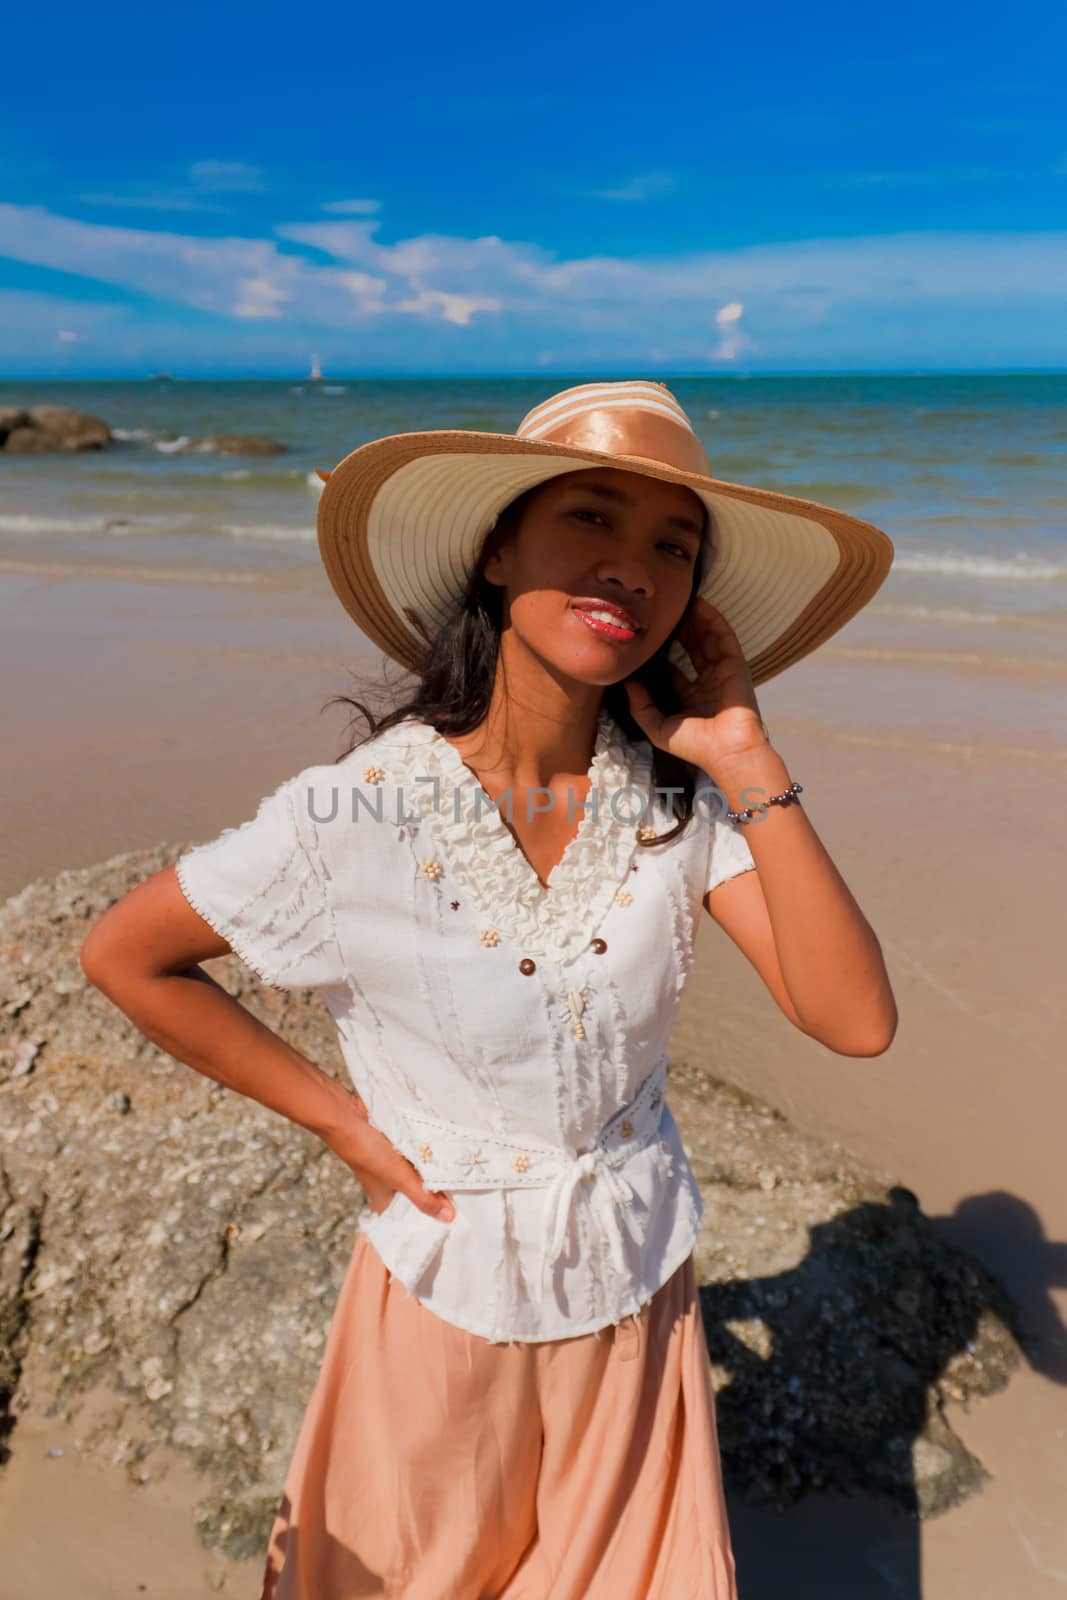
[315,379,894,685]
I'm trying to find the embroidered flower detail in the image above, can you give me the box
[480,928,500,947]
[513,1151,530,1173]
[561,989,587,1040]
[418,1142,433,1160]
[465,1150,487,1172]
[450,899,461,911]
[363,765,385,784]
[620,1119,634,1139]
[614,889,633,907]
[637,824,658,842]
[419,859,443,879]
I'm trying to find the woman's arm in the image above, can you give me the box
[701,743,898,1058]
[79,866,455,1220]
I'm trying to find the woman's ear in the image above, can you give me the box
[479,526,512,589]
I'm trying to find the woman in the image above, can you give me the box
[81,380,898,1598]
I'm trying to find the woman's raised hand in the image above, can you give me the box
[623,596,771,777]
[331,1090,455,1222]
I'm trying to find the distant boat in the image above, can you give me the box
[148,371,174,381]
[309,353,323,382]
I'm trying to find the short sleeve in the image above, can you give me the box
[175,774,345,992]
[706,814,757,895]
[695,776,758,896]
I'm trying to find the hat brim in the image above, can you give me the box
[316,429,894,686]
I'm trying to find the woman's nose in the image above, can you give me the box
[594,558,653,597]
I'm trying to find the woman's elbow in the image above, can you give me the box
[79,918,120,994]
[841,1009,899,1059]
[800,994,899,1058]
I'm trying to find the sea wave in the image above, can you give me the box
[0,512,177,536]
[0,510,199,538]
[870,602,1002,625]
[223,523,316,542]
[893,549,1067,582]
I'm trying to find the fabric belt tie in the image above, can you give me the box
[386,1056,669,1299]
[540,1147,642,1300]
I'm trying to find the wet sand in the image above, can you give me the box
[2,553,1066,1596]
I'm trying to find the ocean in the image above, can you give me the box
[2,374,1065,627]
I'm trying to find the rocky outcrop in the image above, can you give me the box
[176,434,286,456]
[0,847,1024,1559]
[0,412,287,456]
[0,406,111,452]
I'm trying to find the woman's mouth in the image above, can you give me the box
[572,602,641,643]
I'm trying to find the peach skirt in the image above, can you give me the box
[260,1231,738,1599]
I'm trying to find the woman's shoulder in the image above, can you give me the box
[292,718,433,792]
[288,718,437,861]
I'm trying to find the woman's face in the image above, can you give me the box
[482,467,707,685]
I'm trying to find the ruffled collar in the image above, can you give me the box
[376,709,652,964]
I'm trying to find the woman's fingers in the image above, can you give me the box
[335,1099,455,1221]
[400,1157,456,1221]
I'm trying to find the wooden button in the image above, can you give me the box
[590,937,608,954]
[519,958,536,975]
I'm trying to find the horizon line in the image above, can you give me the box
[3,365,1067,383]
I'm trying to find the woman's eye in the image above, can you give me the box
[661,541,694,561]
[569,507,607,525]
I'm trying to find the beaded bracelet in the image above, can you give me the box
[725,781,803,825]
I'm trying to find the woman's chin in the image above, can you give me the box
[508,625,652,686]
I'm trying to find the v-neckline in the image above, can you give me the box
[379,709,652,963]
[427,712,610,893]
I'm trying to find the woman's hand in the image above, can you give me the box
[623,596,771,777]
[329,1091,455,1222]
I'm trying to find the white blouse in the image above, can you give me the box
[175,709,757,1344]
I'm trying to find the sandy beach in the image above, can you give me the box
[2,505,1066,1594]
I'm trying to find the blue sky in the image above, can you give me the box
[2,0,1065,376]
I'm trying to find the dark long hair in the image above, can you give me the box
[323,478,715,847]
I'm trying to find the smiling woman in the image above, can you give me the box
[81,379,896,1600]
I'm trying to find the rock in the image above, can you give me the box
[0,848,1026,1559]
[178,434,286,456]
[0,408,30,445]
[4,428,62,453]
[1,406,111,452]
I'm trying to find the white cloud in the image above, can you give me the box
[322,198,381,215]
[710,300,752,361]
[56,328,79,342]
[79,160,265,215]
[233,275,290,319]
[0,204,392,325]
[2,202,1066,364]
[335,269,389,309]
[79,190,232,214]
[186,161,266,193]
[592,173,676,203]
[393,288,502,326]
